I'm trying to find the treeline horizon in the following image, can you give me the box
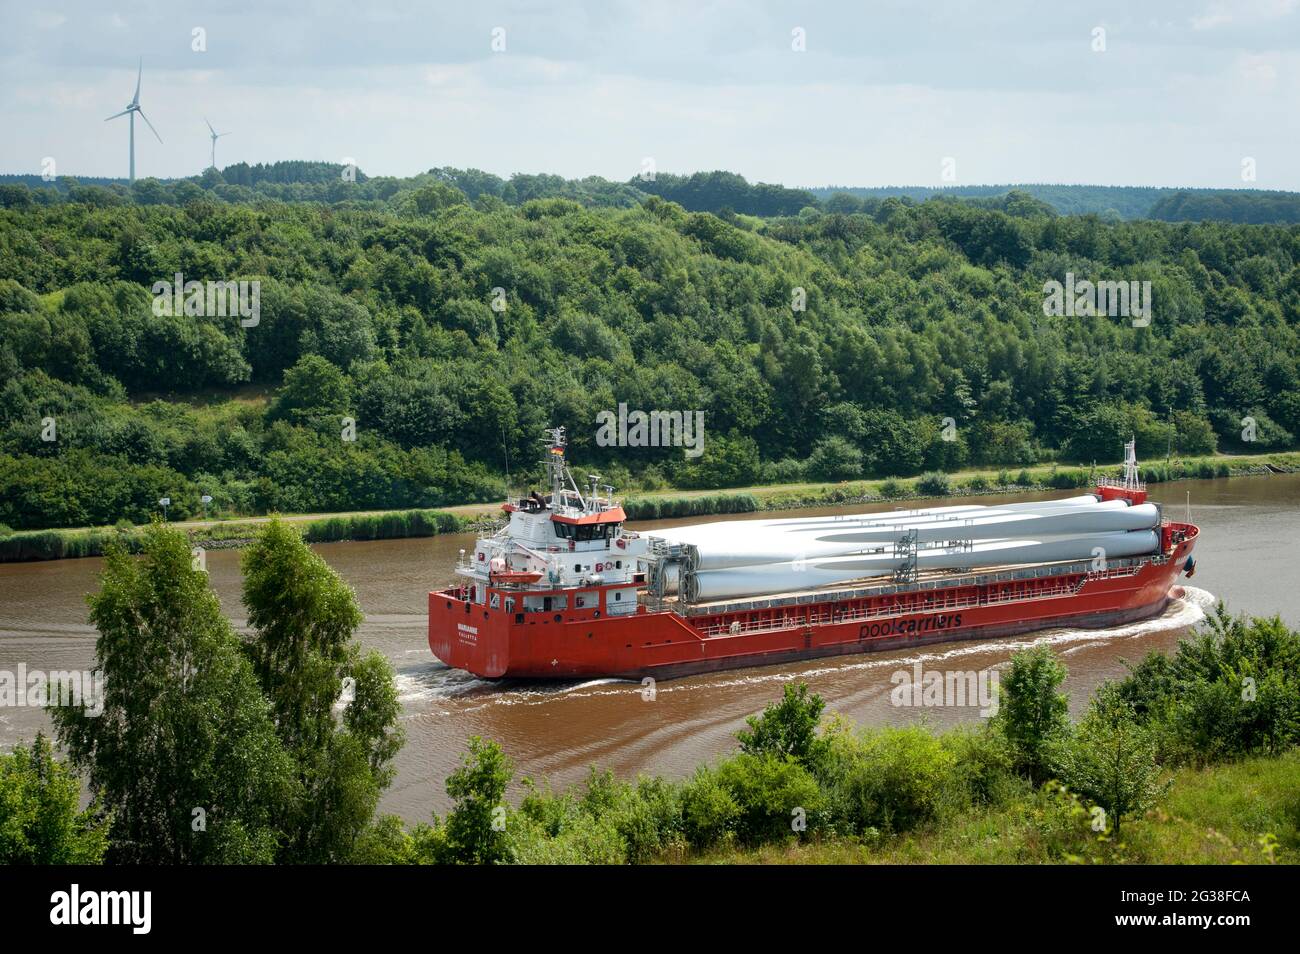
[4,163,1300,224]
[2,175,1299,530]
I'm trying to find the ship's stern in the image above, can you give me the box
[429,588,511,678]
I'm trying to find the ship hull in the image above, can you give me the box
[430,524,1197,681]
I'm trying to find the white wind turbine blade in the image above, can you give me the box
[132,57,142,106]
[205,117,216,137]
[105,108,131,121]
[137,108,163,143]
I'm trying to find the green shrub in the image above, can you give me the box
[601,776,683,863]
[832,725,957,834]
[878,478,906,499]
[444,737,513,864]
[808,436,863,481]
[940,724,1020,809]
[714,753,823,846]
[994,644,1070,784]
[736,681,828,771]
[679,766,740,850]
[1044,467,1088,489]
[509,813,627,864]
[916,471,952,496]
[1115,605,1300,765]
[1057,685,1165,837]
[351,816,421,868]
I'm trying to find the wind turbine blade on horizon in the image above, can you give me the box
[205,117,216,136]
[137,108,163,144]
[105,109,131,121]
[132,57,142,106]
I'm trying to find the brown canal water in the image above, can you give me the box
[2,474,1298,820]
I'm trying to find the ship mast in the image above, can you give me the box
[1120,436,1141,491]
[541,426,587,509]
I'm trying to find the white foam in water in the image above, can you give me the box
[403,587,1217,709]
[562,678,630,693]
[394,666,498,703]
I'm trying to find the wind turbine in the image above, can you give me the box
[204,118,230,170]
[104,58,162,183]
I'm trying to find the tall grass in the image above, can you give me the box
[623,493,759,521]
[0,529,142,562]
[300,509,468,543]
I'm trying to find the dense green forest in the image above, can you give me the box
[2,169,1299,530]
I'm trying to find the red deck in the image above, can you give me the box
[429,521,1199,681]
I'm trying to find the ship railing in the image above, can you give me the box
[456,551,496,576]
[695,590,984,637]
[436,584,470,602]
[1083,563,1146,581]
[1096,475,1147,492]
[693,577,1095,638]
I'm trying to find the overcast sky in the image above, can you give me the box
[3,0,1299,189]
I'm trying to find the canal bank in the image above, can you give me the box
[3,450,1296,563]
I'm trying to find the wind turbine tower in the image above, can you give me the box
[205,118,231,170]
[104,58,163,183]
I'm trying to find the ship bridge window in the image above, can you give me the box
[575,523,616,542]
[554,522,574,539]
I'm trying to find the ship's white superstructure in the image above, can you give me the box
[454,428,647,613]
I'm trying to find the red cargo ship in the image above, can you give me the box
[429,429,1198,680]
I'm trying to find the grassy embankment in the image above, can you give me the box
[692,750,1298,865]
[3,450,1297,562]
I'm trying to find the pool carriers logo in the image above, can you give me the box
[858,613,963,640]
[50,884,151,934]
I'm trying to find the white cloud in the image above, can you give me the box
[1192,0,1298,29]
